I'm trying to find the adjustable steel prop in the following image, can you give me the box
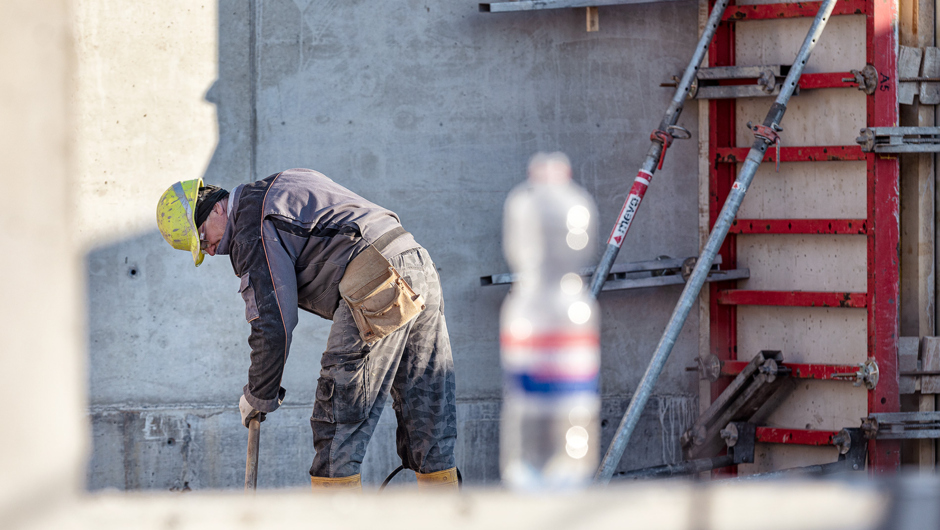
[588,0,731,298]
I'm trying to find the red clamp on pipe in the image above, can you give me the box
[748,122,783,172]
[650,130,674,170]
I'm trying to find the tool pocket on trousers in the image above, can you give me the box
[311,377,334,423]
[238,274,260,322]
[311,358,369,424]
[340,246,425,344]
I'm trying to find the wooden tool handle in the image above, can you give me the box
[244,417,261,491]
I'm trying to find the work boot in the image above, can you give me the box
[310,474,362,493]
[415,467,458,492]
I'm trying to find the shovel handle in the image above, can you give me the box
[244,417,261,491]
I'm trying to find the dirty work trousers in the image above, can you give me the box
[309,247,457,478]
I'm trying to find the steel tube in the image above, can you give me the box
[245,418,261,491]
[594,0,838,484]
[588,0,731,298]
[729,459,857,481]
[480,0,683,12]
[617,455,734,480]
[871,411,940,422]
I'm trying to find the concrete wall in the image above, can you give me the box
[0,2,932,530]
[81,0,704,490]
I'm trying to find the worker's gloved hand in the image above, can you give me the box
[239,394,266,428]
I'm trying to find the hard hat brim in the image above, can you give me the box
[184,179,205,267]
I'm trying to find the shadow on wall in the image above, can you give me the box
[84,0,703,490]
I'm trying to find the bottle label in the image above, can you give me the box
[500,332,600,394]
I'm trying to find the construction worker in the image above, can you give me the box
[156,169,457,491]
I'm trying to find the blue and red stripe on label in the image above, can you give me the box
[500,332,600,395]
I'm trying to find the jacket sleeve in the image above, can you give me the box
[239,219,299,413]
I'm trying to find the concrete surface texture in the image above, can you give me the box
[79,0,703,490]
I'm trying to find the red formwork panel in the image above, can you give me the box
[706,0,900,474]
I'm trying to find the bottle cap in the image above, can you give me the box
[527,152,572,184]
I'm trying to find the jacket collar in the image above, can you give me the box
[215,184,242,256]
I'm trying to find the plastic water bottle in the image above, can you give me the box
[500,152,600,490]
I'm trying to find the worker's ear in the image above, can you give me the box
[214,200,226,215]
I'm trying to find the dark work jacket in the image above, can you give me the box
[217,169,418,412]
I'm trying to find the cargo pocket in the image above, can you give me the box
[311,377,334,423]
[312,358,370,424]
[239,273,260,322]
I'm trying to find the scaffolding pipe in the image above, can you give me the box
[594,0,838,484]
[588,0,731,298]
[618,455,735,480]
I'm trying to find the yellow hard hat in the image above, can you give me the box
[156,178,205,266]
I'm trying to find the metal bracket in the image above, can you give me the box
[855,129,875,151]
[650,128,689,170]
[719,423,739,447]
[680,256,696,282]
[758,69,777,94]
[844,64,877,95]
[861,416,879,439]
[747,121,783,144]
[757,358,780,384]
[665,65,791,100]
[720,422,757,464]
[747,121,783,170]
[836,428,867,470]
[480,255,749,292]
[832,359,879,389]
[831,428,852,455]
[856,127,940,153]
[667,125,691,140]
[681,351,791,460]
[614,421,755,480]
[693,353,786,383]
[695,354,723,382]
[863,411,940,440]
[480,0,685,12]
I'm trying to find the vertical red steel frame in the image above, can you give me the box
[709,2,737,406]
[866,0,901,473]
[708,0,737,478]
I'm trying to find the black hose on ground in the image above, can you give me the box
[379,465,405,491]
[378,466,463,492]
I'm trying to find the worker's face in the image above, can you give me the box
[199,202,227,256]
